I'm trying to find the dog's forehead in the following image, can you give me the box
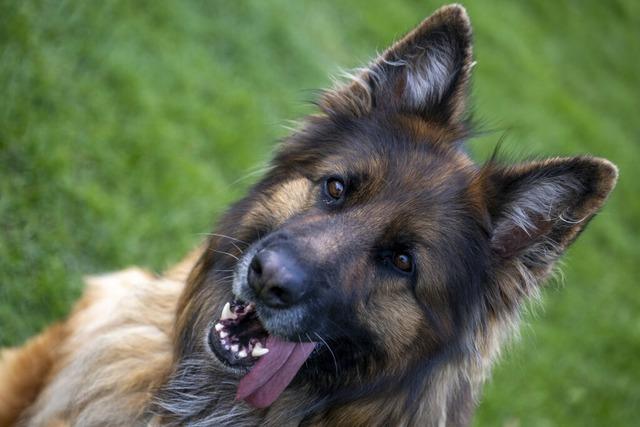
[314,122,475,199]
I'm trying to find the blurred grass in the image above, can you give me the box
[0,0,638,425]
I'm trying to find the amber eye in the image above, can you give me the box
[392,252,413,272]
[325,178,345,200]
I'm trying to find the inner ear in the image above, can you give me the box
[320,4,473,128]
[492,211,554,260]
[485,156,617,276]
[380,7,472,122]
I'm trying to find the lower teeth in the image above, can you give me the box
[215,301,269,361]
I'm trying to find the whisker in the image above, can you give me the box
[201,232,249,253]
[229,165,272,187]
[206,232,249,246]
[318,317,368,355]
[313,332,339,377]
[230,241,243,254]
[209,249,240,261]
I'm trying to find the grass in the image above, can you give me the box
[0,0,638,425]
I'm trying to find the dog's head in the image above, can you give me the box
[168,3,617,417]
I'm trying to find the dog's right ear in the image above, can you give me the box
[482,156,618,308]
[321,4,473,130]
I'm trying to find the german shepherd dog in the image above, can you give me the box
[0,4,617,427]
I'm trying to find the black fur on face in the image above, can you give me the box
[178,111,493,395]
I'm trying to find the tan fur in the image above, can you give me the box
[244,178,314,230]
[0,251,200,426]
[0,324,68,427]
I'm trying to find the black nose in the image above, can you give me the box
[247,249,308,308]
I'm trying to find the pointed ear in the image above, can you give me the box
[321,4,473,129]
[484,156,617,300]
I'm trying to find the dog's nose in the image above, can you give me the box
[248,249,308,308]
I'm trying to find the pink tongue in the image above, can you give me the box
[236,336,316,408]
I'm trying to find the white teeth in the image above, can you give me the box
[221,302,237,321]
[217,302,264,359]
[251,343,269,357]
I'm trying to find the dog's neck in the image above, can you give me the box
[151,358,308,426]
[152,345,496,427]
[300,354,486,427]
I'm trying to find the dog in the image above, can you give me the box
[0,4,617,426]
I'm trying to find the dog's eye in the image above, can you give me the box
[325,178,345,200]
[392,252,413,273]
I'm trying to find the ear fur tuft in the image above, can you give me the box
[320,4,474,130]
[484,156,617,302]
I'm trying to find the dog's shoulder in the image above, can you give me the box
[0,256,194,426]
[0,322,69,427]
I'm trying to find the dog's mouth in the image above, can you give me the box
[208,299,317,408]
[209,300,269,366]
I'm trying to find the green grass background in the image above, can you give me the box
[1,0,638,425]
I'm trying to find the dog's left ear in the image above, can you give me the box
[484,156,617,301]
[321,4,473,129]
